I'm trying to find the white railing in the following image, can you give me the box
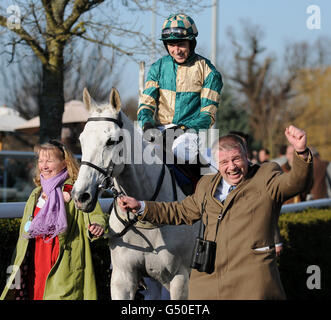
[0,198,113,219]
[279,198,331,213]
[1,198,331,219]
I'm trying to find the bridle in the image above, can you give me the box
[80,115,123,190]
[79,113,176,238]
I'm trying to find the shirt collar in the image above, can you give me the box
[221,179,231,194]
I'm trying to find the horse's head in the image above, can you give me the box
[72,87,126,212]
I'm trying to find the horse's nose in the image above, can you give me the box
[78,192,92,204]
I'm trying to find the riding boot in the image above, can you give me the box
[173,155,213,195]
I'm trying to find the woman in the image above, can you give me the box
[1,140,107,300]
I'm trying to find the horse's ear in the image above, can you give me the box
[83,87,91,110]
[110,87,121,112]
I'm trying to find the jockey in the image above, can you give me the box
[138,13,223,184]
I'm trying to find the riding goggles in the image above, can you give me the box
[161,27,189,40]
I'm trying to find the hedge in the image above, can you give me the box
[1,208,330,300]
[0,218,111,300]
[0,218,21,299]
[278,208,331,299]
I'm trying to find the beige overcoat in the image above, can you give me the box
[141,152,313,300]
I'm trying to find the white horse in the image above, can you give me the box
[72,88,199,300]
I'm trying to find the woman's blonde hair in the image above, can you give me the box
[33,140,80,186]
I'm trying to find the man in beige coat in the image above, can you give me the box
[118,125,313,300]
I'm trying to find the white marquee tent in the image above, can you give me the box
[15,100,89,133]
[0,106,27,132]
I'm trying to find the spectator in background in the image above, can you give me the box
[272,144,288,167]
[250,150,259,164]
[258,148,270,163]
[281,145,308,204]
[308,147,328,200]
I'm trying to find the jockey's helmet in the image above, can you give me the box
[160,14,198,42]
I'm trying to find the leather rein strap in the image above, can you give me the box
[111,163,166,239]
[86,117,123,128]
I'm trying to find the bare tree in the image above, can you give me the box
[122,96,138,121]
[224,21,300,156]
[0,0,205,142]
[0,45,120,119]
[1,53,42,119]
[64,45,120,102]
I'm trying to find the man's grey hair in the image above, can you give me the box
[212,134,248,161]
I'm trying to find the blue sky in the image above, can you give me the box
[118,0,331,100]
[205,0,329,53]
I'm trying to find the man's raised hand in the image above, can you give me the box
[284,125,307,153]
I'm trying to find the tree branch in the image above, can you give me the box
[63,0,104,32]
[41,0,58,30]
[31,3,44,36]
[52,0,70,24]
[77,33,133,56]
[0,14,47,65]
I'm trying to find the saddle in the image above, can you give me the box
[167,127,212,195]
[146,126,212,196]
[167,159,209,196]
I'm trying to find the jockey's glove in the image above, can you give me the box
[142,122,162,143]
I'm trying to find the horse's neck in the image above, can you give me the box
[115,164,162,200]
[114,112,166,200]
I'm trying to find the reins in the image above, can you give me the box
[109,163,167,239]
[108,186,139,239]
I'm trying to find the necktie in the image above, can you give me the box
[221,185,236,204]
[229,185,236,193]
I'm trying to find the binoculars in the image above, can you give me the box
[190,237,216,274]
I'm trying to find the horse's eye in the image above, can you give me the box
[105,136,123,147]
[106,138,115,147]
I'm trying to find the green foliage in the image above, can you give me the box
[216,86,250,136]
[0,218,21,294]
[278,209,331,299]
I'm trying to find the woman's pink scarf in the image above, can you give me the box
[27,169,68,241]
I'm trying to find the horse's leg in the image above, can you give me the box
[111,269,138,300]
[169,268,190,300]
